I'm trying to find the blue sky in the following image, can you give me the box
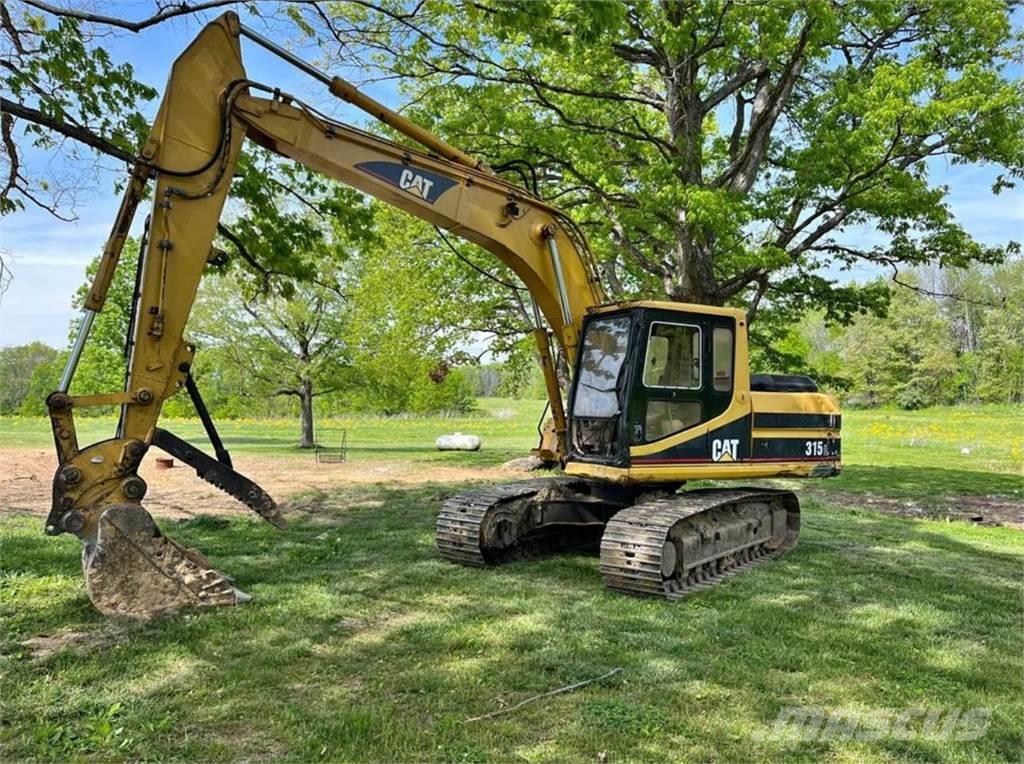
[0,5,391,348]
[1,8,1022,348]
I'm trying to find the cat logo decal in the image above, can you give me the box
[711,438,740,462]
[354,161,457,204]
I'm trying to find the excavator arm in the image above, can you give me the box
[46,13,603,617]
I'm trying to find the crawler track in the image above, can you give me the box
[437,483,799,601]
[436,478,641,566]
[435,481,547,566]
[599,488,799,600]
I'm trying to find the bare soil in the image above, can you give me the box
[804,488,1024,531]
[0,447,520,522]
[2,447,1018,530]
[20,627,134,661]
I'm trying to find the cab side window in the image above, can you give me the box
[641,322,702,442]
[713,327,734,392]
[643,323,701,389]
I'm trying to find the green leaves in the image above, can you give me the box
[308,0,1024,327]
[341,207,513,414]
[2,5,157,216]
[0,341,59,414]
[768,257,1024,407]
[216,147,376,297]
[2,10,155,159]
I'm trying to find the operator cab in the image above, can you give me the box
[567,302,742,468]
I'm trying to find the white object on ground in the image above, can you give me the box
[436,433,481,451]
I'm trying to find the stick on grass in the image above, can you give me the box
[465,667,623,722]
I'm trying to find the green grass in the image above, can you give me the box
[830,405,1023,500]
[1,402,1022,762]
[0,398,546,468]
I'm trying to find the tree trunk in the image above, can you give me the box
[667,226,720,305]
[298,380,315,449]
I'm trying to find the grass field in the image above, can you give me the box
[2,400,1020,497]
[1,402,1022,762]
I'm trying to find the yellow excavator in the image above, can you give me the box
[45,14,841,618]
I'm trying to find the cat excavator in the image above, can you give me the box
[44,13,841,618]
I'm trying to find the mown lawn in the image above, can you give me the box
[1,403,1022,762]
[0,398,543,468]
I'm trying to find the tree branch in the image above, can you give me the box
[0,97,135,163]
[703,62,767,113]
[216,222,273,288]
[717,18,815,193]
[21,0,248,32]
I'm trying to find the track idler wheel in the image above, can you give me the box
[83,504,249,619]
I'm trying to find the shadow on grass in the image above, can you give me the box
[2,483,1022,762]
[823,464,1022,498]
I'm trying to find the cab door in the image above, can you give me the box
[628,309,738,453]
[567,311,635,466]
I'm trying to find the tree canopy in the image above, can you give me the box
[3,0,1022,342]
[282,0,1024,326]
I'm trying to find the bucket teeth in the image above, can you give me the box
[83,504,249,619]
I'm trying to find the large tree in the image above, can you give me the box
[4,0,1022,334]
[192,274,351,448]
[296,0,1023,325]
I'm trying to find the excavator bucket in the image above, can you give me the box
[48,423,284,618]
[82,504,250,618]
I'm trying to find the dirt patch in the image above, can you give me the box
[20,627,132,661]
[5,446,1018,531]
[0,447,525,522]
[808,489,1024,530]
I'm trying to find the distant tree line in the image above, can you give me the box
[763,259,1024,409]
[7,257,1017,427]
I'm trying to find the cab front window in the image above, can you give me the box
[573,316,631,418]
[572,315,631,459]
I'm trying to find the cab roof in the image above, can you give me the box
[587,300,748,321]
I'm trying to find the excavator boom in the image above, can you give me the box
[45,13,840,617]
[47,13,602,617]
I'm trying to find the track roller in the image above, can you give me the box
[599,488,799,600]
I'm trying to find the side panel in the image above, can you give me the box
[751,391,842,464]
[631,416,752,465]
[752,432,842,461]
